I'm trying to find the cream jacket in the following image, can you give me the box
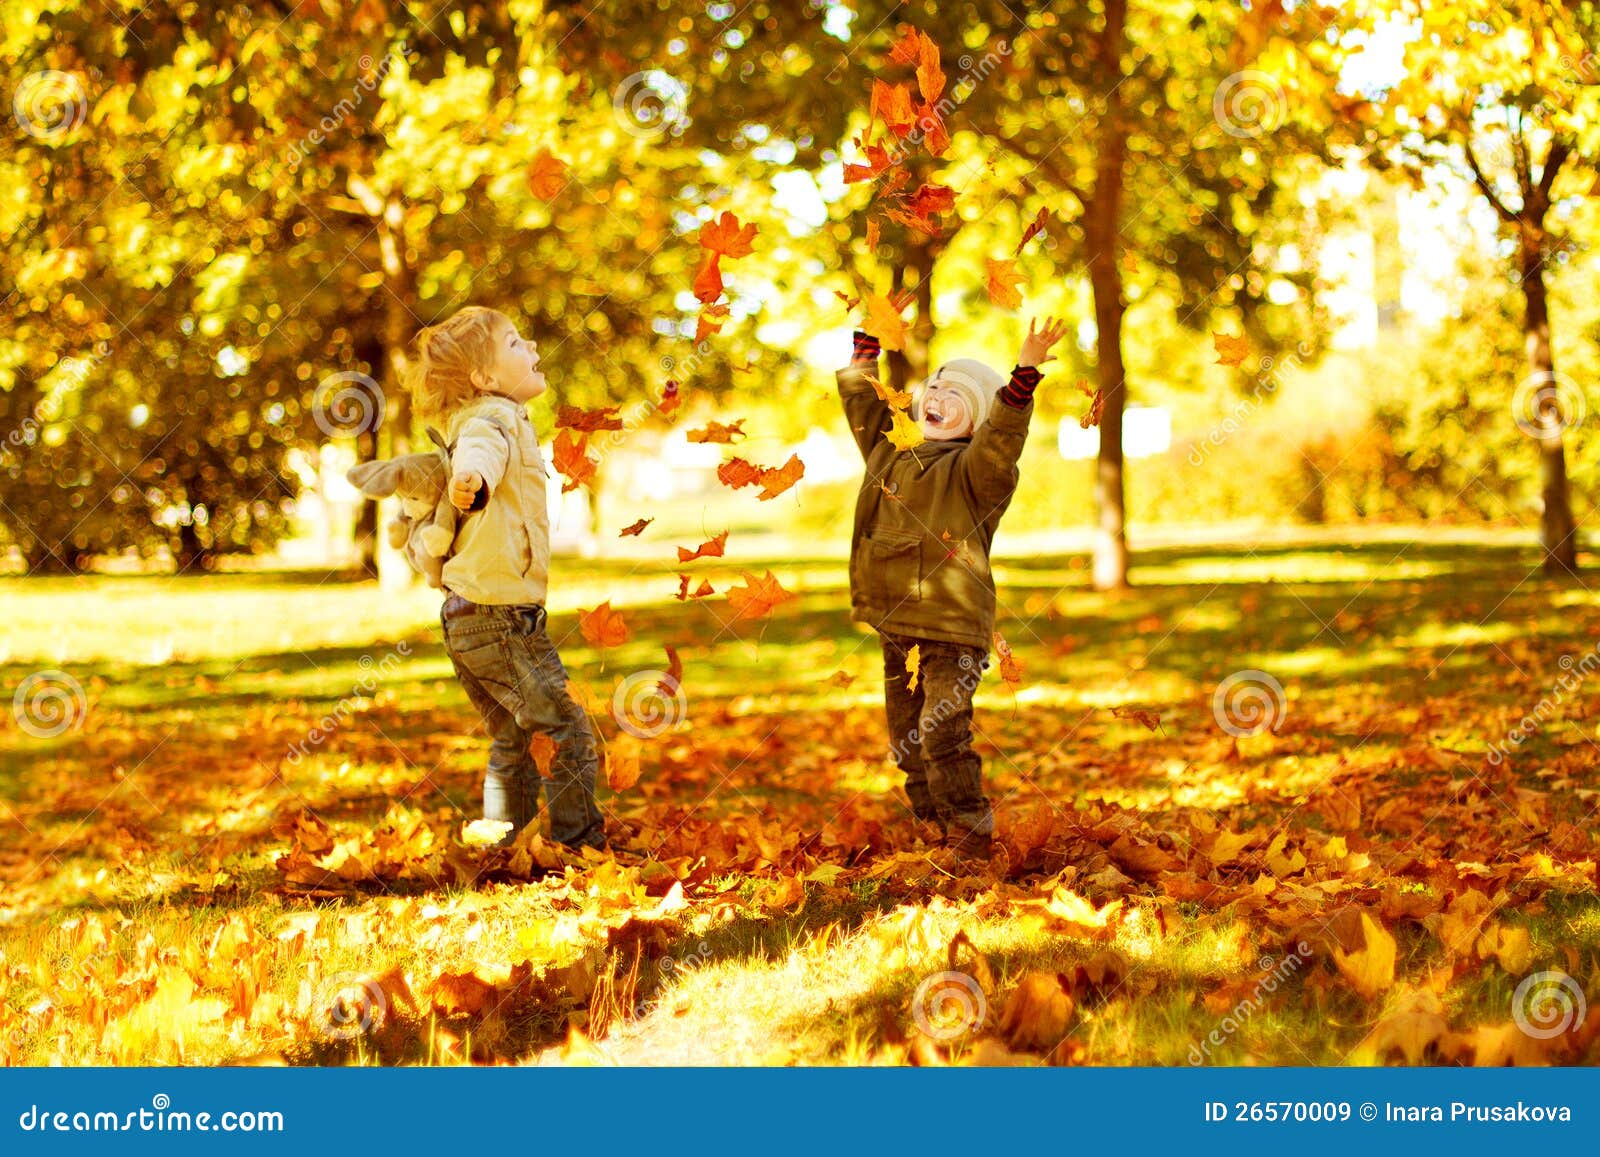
[440,393,552,606]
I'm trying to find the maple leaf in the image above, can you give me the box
[1015,206,1051,255]
[675,574,715,600]
[998,972,1074,1053]
[676,530,729,562]
[618,518,653,537]
[555,404,623,432]
[551,429,597,492]
[865,217,881,252]
[698,210,758,259]
[686,419,746,444]
[528,733,556,779]
[862,295,909,351]
[726,570,797,621]
[870,79,917,135]
[717,457,762,489]
[834,289,861,312]
[984,257,1025,309]
[578,601,630,648]
[1332,911,1396,1000]
[905,643,922,693]
[606,733,644,791]
[886,408,924,451]
[694,304,730,343]
[1212,330,1250,367]
[1079,388,1106,429]
[657,645,683,695]
[843,138,893,184]
[691,252,723,306]
[526,150,569,201]
[868,374,913,410]
[993,632,1024,687]
[756,454,805,501]
[915,33,945,104]
[888,26,926,66]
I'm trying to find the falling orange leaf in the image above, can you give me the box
[686,419,746,444]
[692,253,723,306]
[1079,388,1105,429]
[698,210,758,259]
[555,405,623,432]
[677,530,729,563]
[528,733,556,779]
[675,574,715,600]
[578,601,630,648]
[717,457,763,490]
[1015,206,1050,255]
[1212,330,1250,367]
[551,429,597,492]
[694,303,730,343]
[862,294,909,352]
[994,632,1024,688]
[619,518,653,537]
[605,733,644,791]
[526,150,569,200]
[886,408,924,451]
[755,453,805,501]
[985,257,1025,310]
[726,570,797,621]
[658,380,682,416]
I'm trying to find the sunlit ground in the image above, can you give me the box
[1,529,1597,1065]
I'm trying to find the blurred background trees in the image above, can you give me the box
[1,0,1596,578]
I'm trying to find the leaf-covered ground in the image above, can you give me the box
[2,534,1598,1066]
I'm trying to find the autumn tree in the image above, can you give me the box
[1360,0,1600,573]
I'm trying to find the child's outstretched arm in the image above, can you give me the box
[836,290,911,461]
[960,316,1069,511]
[449,415,511,512]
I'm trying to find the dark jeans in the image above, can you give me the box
[441,593,605,849]
[879,630,994,838]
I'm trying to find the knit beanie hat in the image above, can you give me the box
[915,358,1006,432]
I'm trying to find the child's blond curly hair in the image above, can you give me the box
[405,306,514,420]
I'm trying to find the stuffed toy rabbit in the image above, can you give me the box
[346,428,458,587]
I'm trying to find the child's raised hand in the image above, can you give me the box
[1018,316,1070,368]
[449,469,484,512]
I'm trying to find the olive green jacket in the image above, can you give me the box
[838,362,1034,650]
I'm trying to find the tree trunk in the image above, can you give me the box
[376,193,417,589]
[1086,0,1130,591]
[350,336,382,579]
[1520,229,1578,574]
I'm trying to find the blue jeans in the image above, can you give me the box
[441,593,605,849]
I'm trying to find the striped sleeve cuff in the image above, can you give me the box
[851,330,881,364]
[999,364,1043,409]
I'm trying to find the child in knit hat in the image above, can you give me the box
[838,314,1069,861]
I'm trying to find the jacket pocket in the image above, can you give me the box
[865,532,922,606]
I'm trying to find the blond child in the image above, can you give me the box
[407,306,607,850]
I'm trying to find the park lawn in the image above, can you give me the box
[1,533,1598,1066]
